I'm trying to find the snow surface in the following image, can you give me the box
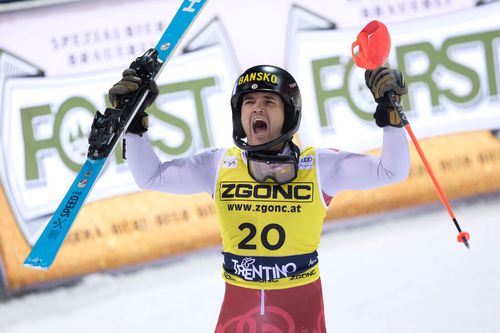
[0,195,499,333]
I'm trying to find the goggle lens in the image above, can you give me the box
[247,156,297,184]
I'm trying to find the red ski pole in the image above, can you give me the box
[351,20,471,249]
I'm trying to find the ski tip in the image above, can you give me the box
[23,258,51,271]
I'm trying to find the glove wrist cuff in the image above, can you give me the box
[126,112,149,135]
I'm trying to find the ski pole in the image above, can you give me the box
[387,92,470,248]
[351,20,470,249]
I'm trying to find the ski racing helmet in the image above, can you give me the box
[231,65,302,151]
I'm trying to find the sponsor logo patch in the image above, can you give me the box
[298,155,313,169]
[231,256,297,281]
[220,182,314,202]
[223,156,238,168]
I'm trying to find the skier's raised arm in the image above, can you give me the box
[318,67,410,196]
[108,69,223,196]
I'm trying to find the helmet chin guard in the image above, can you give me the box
[231,65,301,152]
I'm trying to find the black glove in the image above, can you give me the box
[365,67,407,128]
[109,68,159,135]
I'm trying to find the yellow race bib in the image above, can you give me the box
[214,147,328,289]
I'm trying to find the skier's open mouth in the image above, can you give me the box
[252,119,268,134]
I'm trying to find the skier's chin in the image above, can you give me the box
[248,134,272,146]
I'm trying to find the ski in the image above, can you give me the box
[24,0,209,270]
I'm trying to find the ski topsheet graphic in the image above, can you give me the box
[24,0,209,270]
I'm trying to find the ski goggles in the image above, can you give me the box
[246,150,299,185]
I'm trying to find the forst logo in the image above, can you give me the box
[311,29,500,127]
[220,182,314,202]
[22,97,96,180]
[20,77,218,182]
[0,62,222,242]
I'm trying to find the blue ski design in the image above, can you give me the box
[24,0,209,270]
[23,159,106,269]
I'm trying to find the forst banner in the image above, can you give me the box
[0,0,499,293]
